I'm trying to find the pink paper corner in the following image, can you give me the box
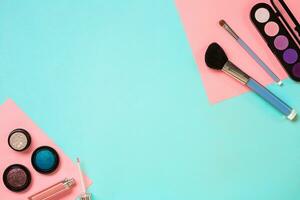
[0,99,92,199]
[174,0,296,103]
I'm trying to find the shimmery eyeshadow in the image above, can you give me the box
[274,35,289,50]
[3,164,31,192]
[283,49,298,64]
[264,21,279,36]
[255,8,270,23]
[8,129,31,151]
[7,168,27,188]
[293,63,300,78]
[31,146,59,174]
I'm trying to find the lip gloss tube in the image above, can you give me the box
[28,178,76,200]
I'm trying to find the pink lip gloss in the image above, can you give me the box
[28,178,76,200]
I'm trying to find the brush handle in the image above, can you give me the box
[246,78,296,120]
[237,38,281,84]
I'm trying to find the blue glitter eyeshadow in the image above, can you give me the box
[31,146,59,174]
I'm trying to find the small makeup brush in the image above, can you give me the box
[219,20,283,86]
[205,42,297,120]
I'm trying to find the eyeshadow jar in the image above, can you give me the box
[31,146,60,174]
[3,164,31,192]
[8,128,31,152]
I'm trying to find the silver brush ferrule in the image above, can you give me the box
[222,61,250,84]
[222,22,239,40]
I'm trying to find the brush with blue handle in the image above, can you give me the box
[219,20,283,86]
[205,42,297,120]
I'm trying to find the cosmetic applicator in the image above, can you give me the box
[77,158,92,200]
[27,178,76,200]
[205,42,297,120]
[219,20,283,86]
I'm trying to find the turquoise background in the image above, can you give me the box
[1,0,300,199]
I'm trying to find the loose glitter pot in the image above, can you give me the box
[251,2,300,81]
[3,164,31,192]
[31,146,60,174]
[8,128,31,151]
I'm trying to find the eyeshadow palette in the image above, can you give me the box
[251,3,300,82]
[271,0,300,46]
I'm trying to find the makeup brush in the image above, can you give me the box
[219,20,283,86]
[77,158,92,200]
[205,42,297,120]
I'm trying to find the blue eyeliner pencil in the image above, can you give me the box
[219,20,283,86]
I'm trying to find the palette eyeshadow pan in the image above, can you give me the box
[250,3,300,82]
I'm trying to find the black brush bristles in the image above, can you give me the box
[205,43,228,70]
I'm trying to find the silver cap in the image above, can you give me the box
[64,178,76,188]
[79,193,92,200]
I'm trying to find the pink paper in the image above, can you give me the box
[175,0,300,103]
[0,99,92,199]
